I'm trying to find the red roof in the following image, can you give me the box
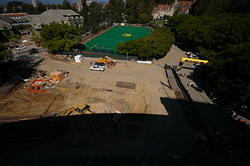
[0,13,27,17]
[177,1,194,7]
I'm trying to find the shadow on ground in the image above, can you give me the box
[0,98,249,165]
[0,54,43,92]
[0,55,43,82]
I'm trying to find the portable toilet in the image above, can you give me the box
[74,55,83,63]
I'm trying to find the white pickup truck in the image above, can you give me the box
[90,65,105,71]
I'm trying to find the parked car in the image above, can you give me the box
[16,46,27,50]
[90,65,105,71]
[189,54,199,59]
[186,51,192,56]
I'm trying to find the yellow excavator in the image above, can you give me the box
[55,105,94,117]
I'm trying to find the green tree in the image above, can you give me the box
[0,43,11,63]
[117,27,173,59]
[0,5,4,14]
[62,0,71,9]
[168,13,250,114]
[125,0,153,24]
[105,0,125,23]
[8,34,20,45]
[190,0,250,15]
[41,24,81,53]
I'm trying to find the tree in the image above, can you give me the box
[31,32,42,47]
[105,0,125,23]
[41,24,81,53]
[125,0,153,24]
[0,43,11,63]
[0,42,12,84]
[190,0,250,15]
[168,13,250,115]
[117,27,174,59]
[62,0,71,9]
[0,5,4,14]
[8,34,20,46]
[7,1,25,13]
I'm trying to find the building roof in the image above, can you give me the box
[152,4,172,14]
[177,1,194,7]
[0,13,27,17]
[41,9,80,17]
[28,9,82,29]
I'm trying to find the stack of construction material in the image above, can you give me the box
[116,81,136,89]
[50,71,64,81]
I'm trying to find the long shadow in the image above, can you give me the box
[0,54,43,91]
[0,98,249,165]
[185,66,209,93]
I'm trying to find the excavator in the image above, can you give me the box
[55,105,94,117]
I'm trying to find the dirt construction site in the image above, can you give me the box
[0,54,174,122]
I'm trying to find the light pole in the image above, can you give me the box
[87,11,91,28]
[126,53,128,60]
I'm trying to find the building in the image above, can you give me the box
[86,1,93,6]
[32,0,38,8]
[27,9,84,30]
[0,13,31,26]
[73,0,85,12]
[152,3,176,20]
[73,0,95,12]
[0,13,27,19]
[152,0,196,19]
[175,0,195,14]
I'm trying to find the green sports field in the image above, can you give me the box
[85,26,151,52]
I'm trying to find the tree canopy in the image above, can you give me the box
[40,24,81,53]
[5,1,47,14]
[61,0,71,9]
[190,0,250,15]
[117,27,173,59]
[168,13,250,114]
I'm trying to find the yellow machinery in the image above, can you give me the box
[178,58,208,69]
[95,56,117,68]
[96,56,117,63]
[180,58,208,64]
[55,105,93,116]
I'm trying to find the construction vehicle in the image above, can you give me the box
[90,56,116,71]
[96,56,116,64]
[177,58,208,70]
[55,105,94,117]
